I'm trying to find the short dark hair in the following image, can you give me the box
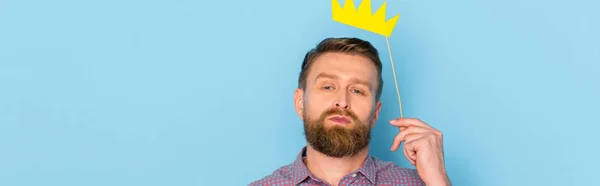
[297,37,384,101]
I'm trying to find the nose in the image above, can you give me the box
[333,91,350,109]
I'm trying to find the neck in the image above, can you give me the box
[304,145,370,186]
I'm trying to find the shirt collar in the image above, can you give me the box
[290,146,377,185]
[291,146,312,185]
[356,154,377,184]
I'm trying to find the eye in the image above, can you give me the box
[322,85,334,90]
[351,89,363,95]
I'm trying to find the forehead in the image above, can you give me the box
[307,52,378,84]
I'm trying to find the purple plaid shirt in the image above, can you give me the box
[249,147,425,186]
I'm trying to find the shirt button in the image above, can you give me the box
[352,173,357,178]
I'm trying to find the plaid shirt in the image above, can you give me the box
[249,147,425,186]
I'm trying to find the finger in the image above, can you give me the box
[390,118,432,128]
[390,127,432,151]
[397,126,406,132]
[401,134,421,166]
[403,135,428,165]
[394,128,431,151]
[404,145,415,166]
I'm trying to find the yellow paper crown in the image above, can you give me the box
[332,0,400,37]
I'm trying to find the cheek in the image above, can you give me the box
[350,99,375,120]
[304,93,330,117]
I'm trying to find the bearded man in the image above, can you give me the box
[250,37,451,186]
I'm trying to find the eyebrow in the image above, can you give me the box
[314,72,373,90]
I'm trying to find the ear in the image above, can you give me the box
[294,88,304,120]
[370,101,382,128]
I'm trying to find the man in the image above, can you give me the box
[250,37,451,186]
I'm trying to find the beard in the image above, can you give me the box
[303,107,373,158]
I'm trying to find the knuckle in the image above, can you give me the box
[428,133,437,140]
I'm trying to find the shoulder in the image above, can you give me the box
[248,163,295,186]
[371,157,426,185]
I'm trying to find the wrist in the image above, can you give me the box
[425,179,451,186]
[424,171,451,186]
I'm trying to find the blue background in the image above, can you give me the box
[1,0,598,185]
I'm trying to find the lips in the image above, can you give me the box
[329,116,351,124]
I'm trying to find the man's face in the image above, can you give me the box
[294,52,382,158]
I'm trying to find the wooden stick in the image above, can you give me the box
[385,36,404,118]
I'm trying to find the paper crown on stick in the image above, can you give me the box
[332,0,400,37]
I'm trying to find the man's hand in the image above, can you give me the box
[389,118,451,186]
